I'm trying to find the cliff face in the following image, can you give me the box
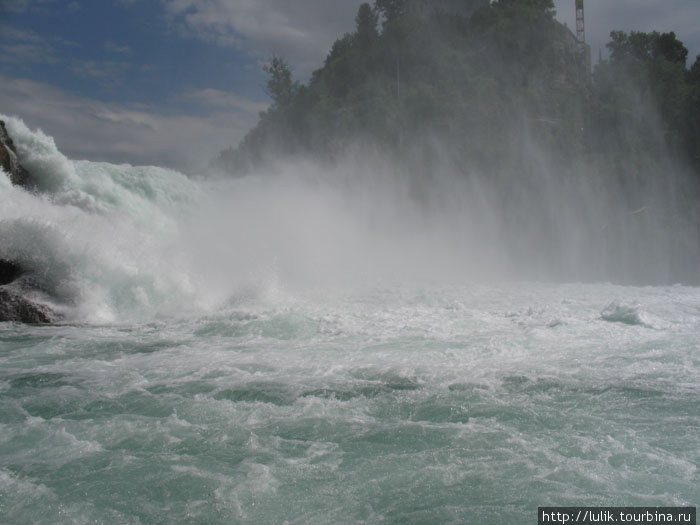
[0,121,57,324]
[0,120,35,189]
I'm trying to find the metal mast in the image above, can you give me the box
[575,0,590,72]
[575,0,585,55]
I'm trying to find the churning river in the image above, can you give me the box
[0,116,698,523]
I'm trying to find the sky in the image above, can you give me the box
[1,0,699,172]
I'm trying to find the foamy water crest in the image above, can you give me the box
[0,115,505,322]
[0,116,210,322]
[1,115,698,324]
[1,117,699,523]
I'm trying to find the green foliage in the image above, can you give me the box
[214,2,700,185]
[596,30,697,165]
[374,0,407,26]
[608,31,688,65]
[355,3,379,41]
[263,57,297,107]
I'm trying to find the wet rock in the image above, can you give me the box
[0,124,55,324]
[0,260,58,324]
[0,287,55,324]
[0,120,35,189]
[0,259,23,285]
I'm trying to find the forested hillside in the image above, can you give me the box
[212,0,700,283]
[215,0,700,180]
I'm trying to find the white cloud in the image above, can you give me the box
[0,0,57,13]
[0,43,58,63]
[0,24,44,43]
[180,88,268,114]
[0,74,260,171]
[0,23,59,63]
[162,0,365,76]
[0,22,77,64]
[71,60,132,87]
[104,40,131,54]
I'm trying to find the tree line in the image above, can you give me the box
[214,0,700,182]
[211,0,700,283]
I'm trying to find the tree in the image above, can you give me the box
[653,32,688,65]
[608,31,687,66]
[355,3,379,41]
[374,0,407,26]
[689,55,700,84]
[263,56,296,107]
[493,0,554,17]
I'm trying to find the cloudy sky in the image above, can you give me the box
[1,0,699,171]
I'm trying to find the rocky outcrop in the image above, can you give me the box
[0,120,35,189]
[0,260,57,324]
[0,288,55,324]
[0,259,23,285]
[1,125,57,324]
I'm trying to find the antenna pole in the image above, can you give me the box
[575,0,588,71]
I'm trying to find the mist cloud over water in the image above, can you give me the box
[1,114,698,323]
[2,4,700,523]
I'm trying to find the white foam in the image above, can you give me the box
[1,115,205,322]
[1,114,698,327]
[601,301,650,327]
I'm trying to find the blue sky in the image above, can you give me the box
[1,0,699,171]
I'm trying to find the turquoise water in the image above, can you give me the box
[1,115,698,523]
[1,283,698,523]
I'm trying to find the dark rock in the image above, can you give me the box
[0,124,56,324]
[0,259,23,285]
[0,120,35,189]
[0,287,55,324]
[0,260,59,324]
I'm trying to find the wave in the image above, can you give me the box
[600,301,651,327]
[0,115,206,322]
[2,114,698,323]
[0,114,508,322]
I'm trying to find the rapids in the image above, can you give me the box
[0,116,698,523]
